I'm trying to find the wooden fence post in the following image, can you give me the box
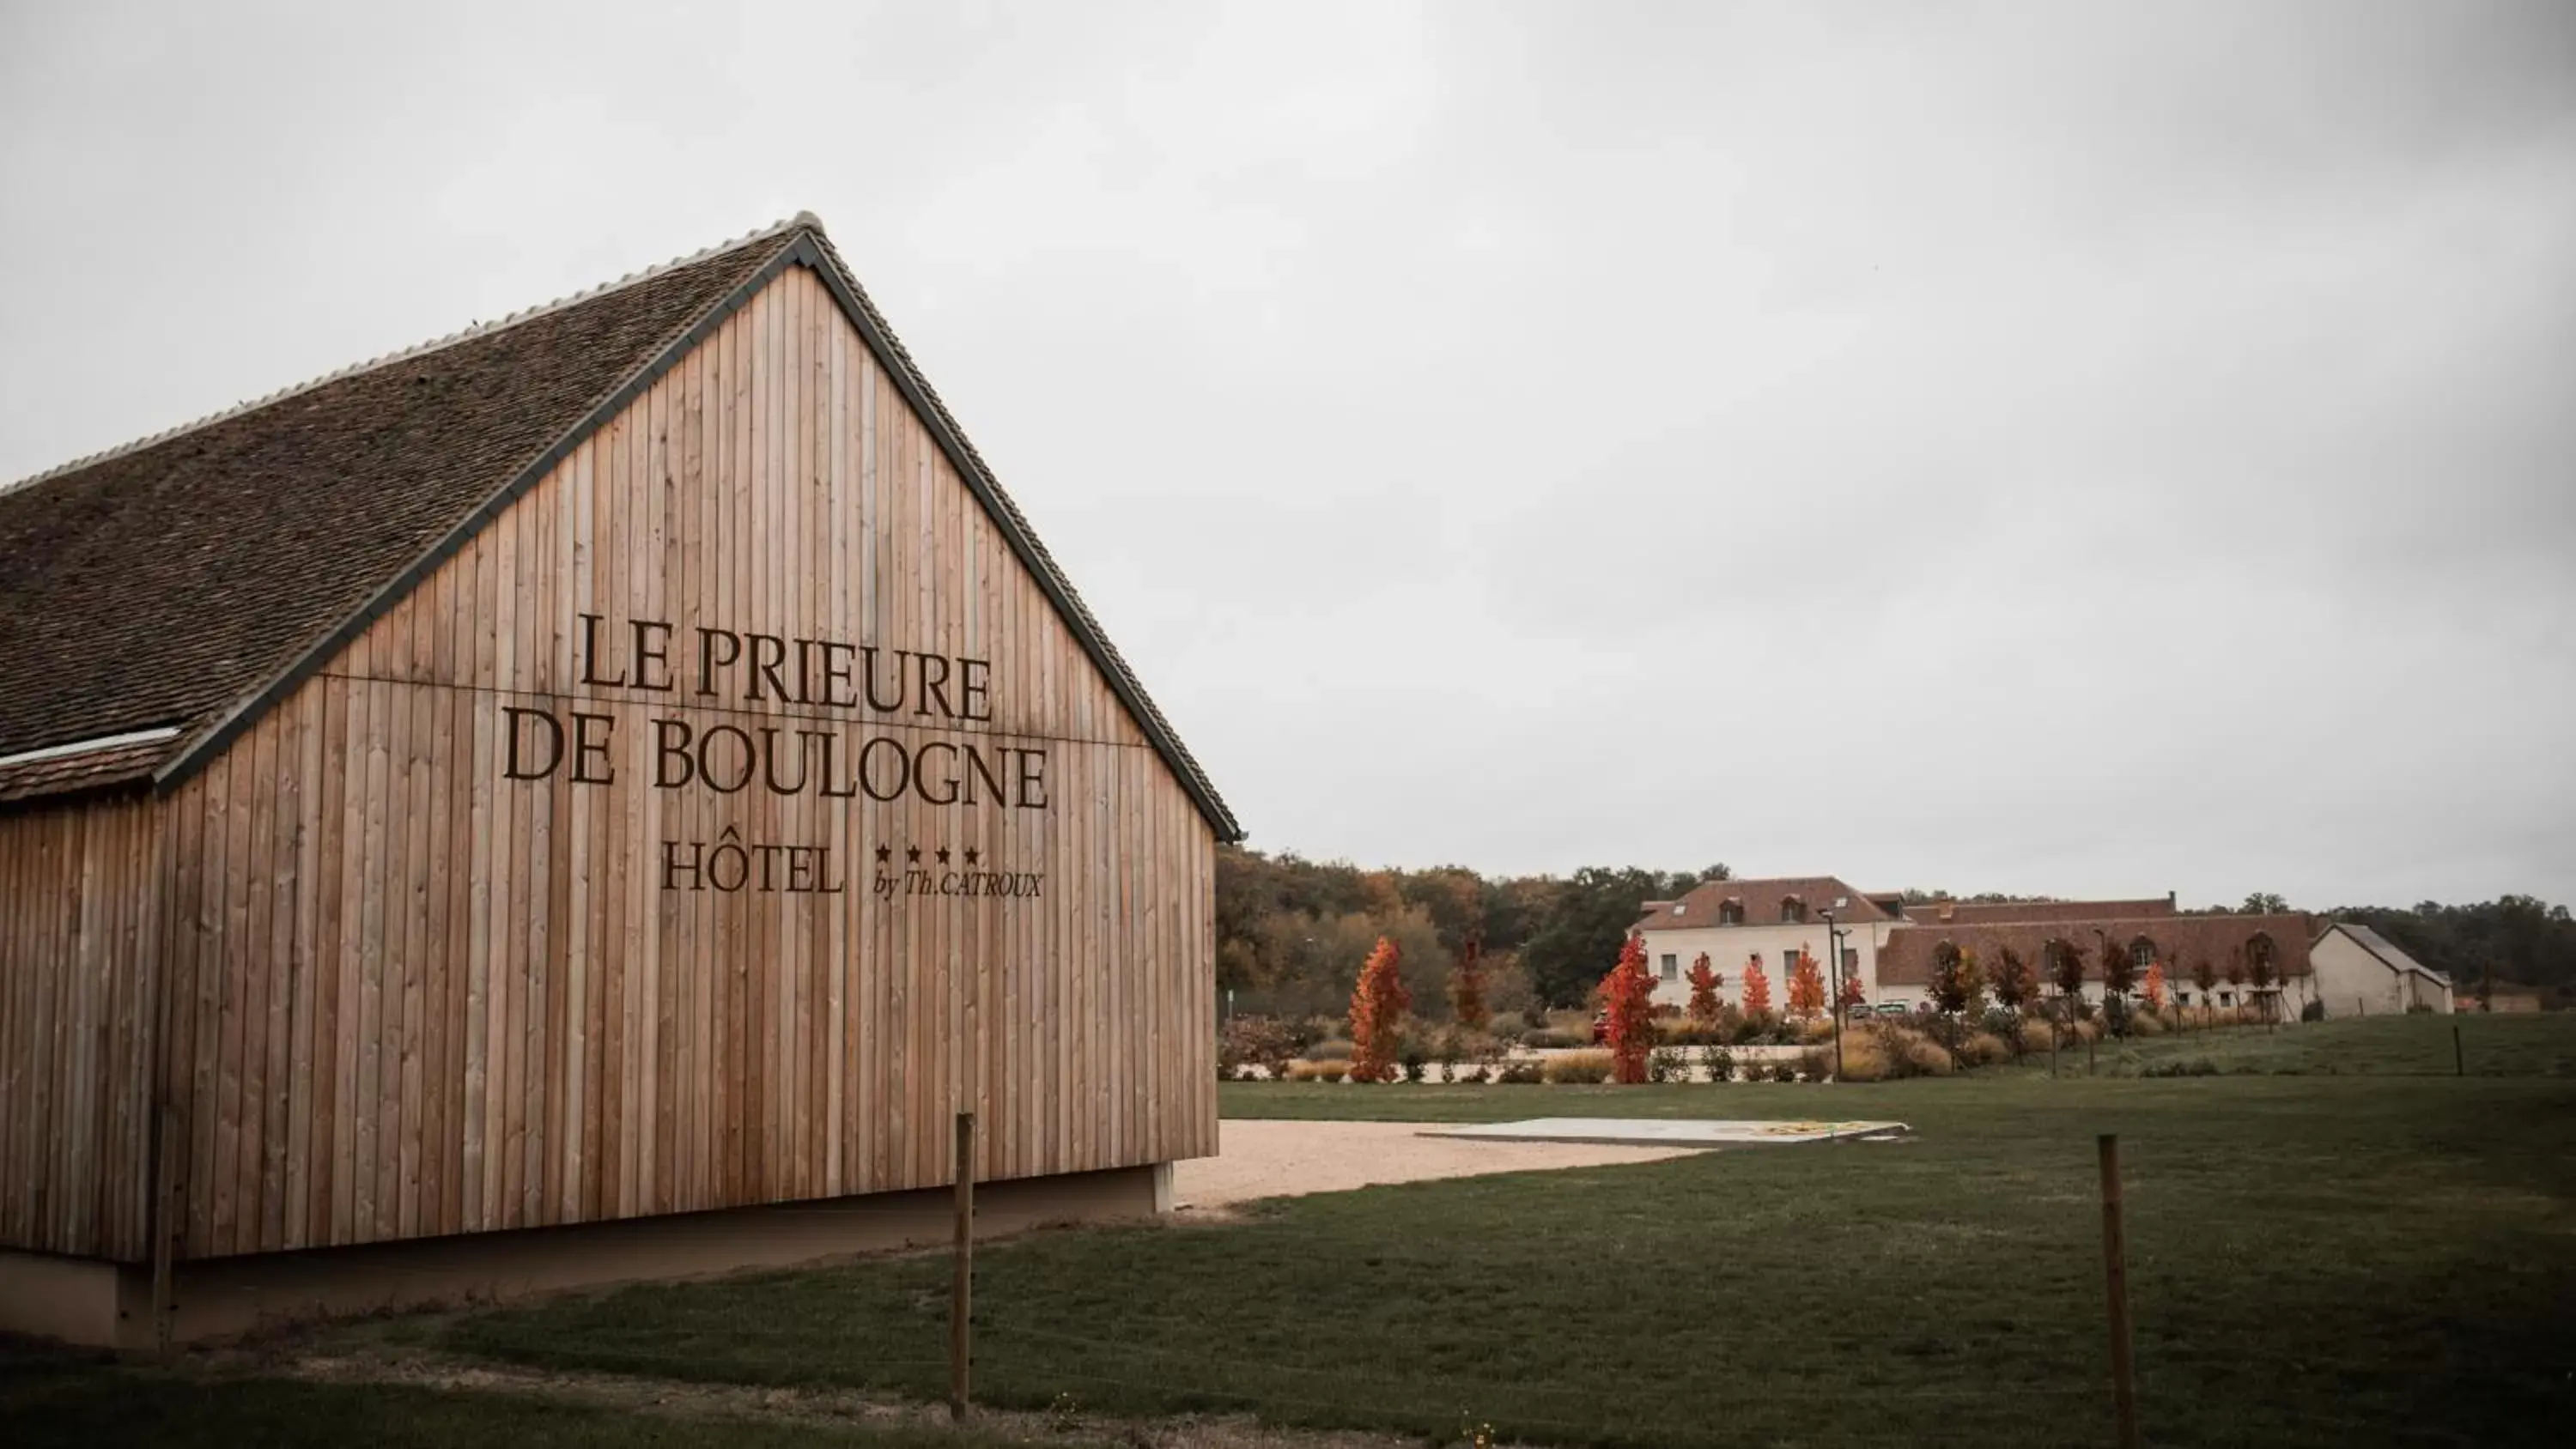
[951,1112,975,1421]
[2099,1134,2141,1449]
[2453,1024,2464,1078]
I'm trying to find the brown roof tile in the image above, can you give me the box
[0,221,793,770]
[1874,913,2313,985]
[0,737,170,805]
[1899,897,2178,925]
[1635,876,1893,932]
[0,215,1239,838]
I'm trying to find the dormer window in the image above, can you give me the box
[1718,898,1745,925]
[1781,895,1806,924]
[2129,937,2157,971]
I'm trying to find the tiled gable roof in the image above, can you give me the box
[1874,912,2315,985]
[1899,897,2177,925]
[2325,922,2451,985]
[1634,876,1893,931]
[0,215,1239,840]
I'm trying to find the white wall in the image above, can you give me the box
[1638,919,1902,1009]
[2309,931,2452,1016]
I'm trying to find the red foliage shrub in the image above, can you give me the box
[1685,952,1722,1024]
[1347,936,1412,1082]
[1598,934,1659,1084]
[1786,949,1826,1018]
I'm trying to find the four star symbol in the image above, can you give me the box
[878,842,986,869]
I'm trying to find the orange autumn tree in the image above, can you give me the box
[1786,948,1826,1018]
[1450,932,1489,1031]
[1599,933,1659,1083]
[1685,952,1722,1024]
[1347,936,1412,1082]
[1741,953,1773,1018]
[2142,961,2167,1013]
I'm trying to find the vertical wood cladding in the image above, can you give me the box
[0,264,1216,1262]
[0,796,159,1259]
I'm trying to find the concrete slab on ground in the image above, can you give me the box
[1171,1121,1703,1210]
[1420,1118,1909,1147]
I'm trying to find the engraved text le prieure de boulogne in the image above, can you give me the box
[495,614,1051,809]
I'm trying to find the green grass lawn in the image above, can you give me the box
[1996,1011,2576,1079]
[11,1018,2573,1449]
[405,1022,2574,1449]
[0,1343,1022,1449]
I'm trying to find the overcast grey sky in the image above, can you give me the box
[3,1,2570,908]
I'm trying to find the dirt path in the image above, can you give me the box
[1171,1119,1704,1212]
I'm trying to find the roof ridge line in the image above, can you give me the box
[0,212,823,500]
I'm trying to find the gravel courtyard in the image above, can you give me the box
[1169,1119,1704,1210]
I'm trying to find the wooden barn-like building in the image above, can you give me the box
[0,214,1239,1345]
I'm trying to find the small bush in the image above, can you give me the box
[1901,1038,1956,1076]
[2018,1019,2057,1056]
[1957,1031,2010,1067]
[1522,1028,1589,1051]
[1520,1004,1548,1029]
[1654,1020,1728,1046]
[2301,998,2327,1022]
[2070,1020,2103,1045]
[1834,1034,1894,1082]
[1765,1059,1799,1082]
[1218,1014,1301,1081]
[1496,1058,1543,1085]
[1286,1060,1351,1082]
[1307,1038,1355,1061]
[2130,1010,2168,1037]
[1796,1046,1833,1081]
[1795,1016,1837,1045]
[1543,1050,1614,1084]
[1979,1006,2021,1042]
[1698,1043,1735,1083]
[1399,1045,1428,1083]
[2142,1057,2219,1078]
[1647,1045,1688,1083]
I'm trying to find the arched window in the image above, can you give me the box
[1781,894,1807,924]
[1718,898,1744,925]
[2129,937,2157,972]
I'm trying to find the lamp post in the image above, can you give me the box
[1821,910,1847,1081]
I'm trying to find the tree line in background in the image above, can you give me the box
[1214,846,2576,1017]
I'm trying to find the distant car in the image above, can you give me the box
[1589,1010,1609,1044]
[1873,1002,1910,1018]
[1844,1003,1874,1022]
